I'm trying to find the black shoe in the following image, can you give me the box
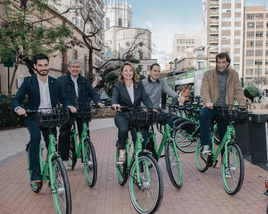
[31,170,41,183]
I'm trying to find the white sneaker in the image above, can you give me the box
[202,145,211,154]
[225,169,232,179]
[118,149,126,163]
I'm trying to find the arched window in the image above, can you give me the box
[118,18,122,27]
[105,17,110,29]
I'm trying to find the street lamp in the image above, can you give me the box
[171,58,178,91]
[256,61,261,89]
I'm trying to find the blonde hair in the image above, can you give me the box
[118,62,140,87]
[181,85,188,93]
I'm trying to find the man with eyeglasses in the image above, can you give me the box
[57,59,104,163]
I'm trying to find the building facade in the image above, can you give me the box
[104,0,132,30]
[202,0,244,77]
[243,6,268,87]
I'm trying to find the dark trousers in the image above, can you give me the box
[200,107,227,155]
[58,118,86,161]
[27,118,56,171]
[115,113,137,150]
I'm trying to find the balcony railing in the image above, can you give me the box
[209,39,219,43]
[210,12,219,16]
[210,3,219,8]
[209,30,219,34]
[209,21,219,25]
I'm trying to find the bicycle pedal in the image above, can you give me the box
[116,161,124,165]
[66,166,72,170]
[171,162,179,167]
[86,160,93,166]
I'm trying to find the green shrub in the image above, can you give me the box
[0,96,28,128]
[244,85,258,102]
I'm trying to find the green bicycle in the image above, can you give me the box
[114,106,164,214]
[67,103,97,187]
[196,105,247,195]
[26,108,71,214]
[147,112,183,189]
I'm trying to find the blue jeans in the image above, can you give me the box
[200,107,227,150]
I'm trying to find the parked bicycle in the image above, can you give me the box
[113,106,163,214]
[26,108,72,214]
[265,180,268,214]
[195,105,248,195]
[67,103,98,187]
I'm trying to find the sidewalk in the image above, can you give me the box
[0,119,268,213]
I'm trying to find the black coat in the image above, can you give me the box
[57,72,102,123]
[111,81,153,118]
[13,74,71,126]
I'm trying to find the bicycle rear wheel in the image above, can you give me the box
[67,138,77,170]
[165,140,183,188]
[195,139,209,172]
[51,157,72,214]
[221,144,244,195]
[116,143,127,186]
[129,154,163,214]
[84,139,97,187]
[27,147,43,193]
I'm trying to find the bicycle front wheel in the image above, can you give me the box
[51,157,72,214]
[221,144,244,195]
[129,154,163,214]
[84,139,97,187]
[195,139,209,172]
[165,141,183,188]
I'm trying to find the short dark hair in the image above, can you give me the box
[216,52,231,66]
[34,54,49,64]
[150,63,160,70]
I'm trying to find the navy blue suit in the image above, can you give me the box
[13,74,71,170]
[57,73,102,160]
[111,81,153,149]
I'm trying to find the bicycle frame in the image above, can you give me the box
[211,124,233,165]
[70,122,89,162]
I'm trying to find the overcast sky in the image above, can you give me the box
[110,0,268,66]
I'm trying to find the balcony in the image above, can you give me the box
[209,30,219,35]
[210,12,219,17]
[209,48,218,53]
[210,3,219,8]
[209,56,216,61]
[209,39,219,44]
[209,21,219,26]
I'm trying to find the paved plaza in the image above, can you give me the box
[0,117,268,214]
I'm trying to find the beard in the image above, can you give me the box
[36,69,49,76]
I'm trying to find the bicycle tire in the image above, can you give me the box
[51,157,72,214]
[67,138,77,170]
[165,140,183,189]
[116,144,127,186]
[27,151,43,193]
[84,139,97,187]
[195,139,209,172]
[221,144,244,195]
[129,154,163,214]
[175,122,198,153]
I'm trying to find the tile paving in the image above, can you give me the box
[0,126,268,214]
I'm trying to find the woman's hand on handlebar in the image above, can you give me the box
[112,104,121,111]
[16,108,27,116]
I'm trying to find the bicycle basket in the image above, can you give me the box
[221,105,248,123]
[76,102,92,119]
[35,108,69,129]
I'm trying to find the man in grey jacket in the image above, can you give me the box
[142,63,184,143]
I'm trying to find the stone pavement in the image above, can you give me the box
[0,119,268,214]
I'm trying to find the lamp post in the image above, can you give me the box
[256,61,260,89]
[173,58,178,91]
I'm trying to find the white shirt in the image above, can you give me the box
[71,75,79,98]
[37,76,52,109]
[126,83,134,104]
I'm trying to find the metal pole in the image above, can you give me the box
[258,61,259,89]
[72,21,74,59]
[173,58,178,91]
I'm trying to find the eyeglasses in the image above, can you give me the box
[69,66,81,69]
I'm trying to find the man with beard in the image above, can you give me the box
[13,54,76,182]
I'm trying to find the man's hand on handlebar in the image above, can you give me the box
[178,96,185,104]
[68,106,77,113]
[112,104,121,111]
[16,108,27,116]
[205,102,213,109]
